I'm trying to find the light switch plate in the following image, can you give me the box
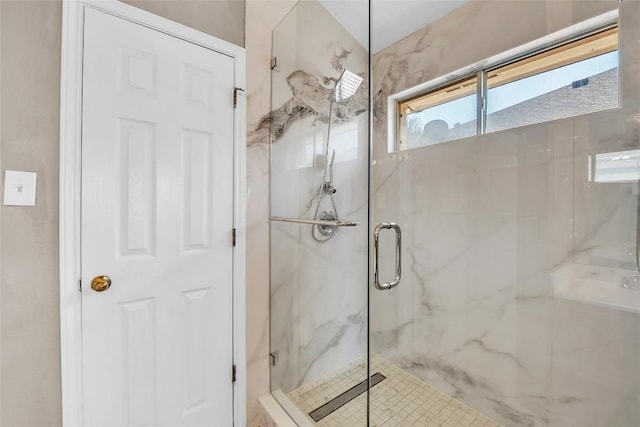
[3,170,37,206]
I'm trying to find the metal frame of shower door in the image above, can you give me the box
[367,0,373,425]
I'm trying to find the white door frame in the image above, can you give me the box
[59,1,246,425]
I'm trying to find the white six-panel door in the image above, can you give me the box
[81,8,235,426]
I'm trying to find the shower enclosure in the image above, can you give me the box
[268,0,640,425]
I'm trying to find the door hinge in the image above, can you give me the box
[232,228,237,247]
[232,364,237,383]
[79,279,82,293]
[233,87,245,108]
[271,56,279,71]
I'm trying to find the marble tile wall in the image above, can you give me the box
[268,0,370,395]
[245,1,298,425]
[246,0,369,424]
[371,1,640,426]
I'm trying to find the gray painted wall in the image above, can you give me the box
[122,0,245,47]
[0,1,244,425]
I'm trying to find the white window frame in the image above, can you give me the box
[387,9,619,153]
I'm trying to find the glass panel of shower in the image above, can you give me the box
[269,0,370,424]
[370,1,640,427]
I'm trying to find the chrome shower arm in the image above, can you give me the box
[322,102,334,184]
[329,149,335,187]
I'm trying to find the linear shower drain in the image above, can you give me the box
[308,372,386,422]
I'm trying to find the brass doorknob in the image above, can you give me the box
[91,275,111,292]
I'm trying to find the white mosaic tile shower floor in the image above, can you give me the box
[288,355,502,427]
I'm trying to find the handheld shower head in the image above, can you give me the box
[329,149,335,188]
[312,70,362,244]
[333,69,363,104]
[321,69,362,186]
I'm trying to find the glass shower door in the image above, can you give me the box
[268,0,371,424]
[370,1,640,426]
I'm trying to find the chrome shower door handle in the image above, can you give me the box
[373,222,401,290]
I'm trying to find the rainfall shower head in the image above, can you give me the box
[333,69,363,103]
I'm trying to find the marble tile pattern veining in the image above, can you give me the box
[268,0,370,395]
[245,1,299,425]
[371,1,640,427]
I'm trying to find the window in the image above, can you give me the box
[486,27,618,132]
[396,22,619,151]
[398,76,477,150]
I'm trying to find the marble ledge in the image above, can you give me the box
[553,262,640,313]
